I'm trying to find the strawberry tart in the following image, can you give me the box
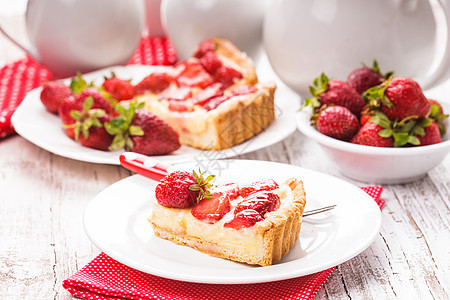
[149,170,306,266]
[133,37,277,150]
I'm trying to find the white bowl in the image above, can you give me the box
[296,103,450,184]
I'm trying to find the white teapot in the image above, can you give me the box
[0,0,145,78]
[263,0,450,96]
[161,0,269,61]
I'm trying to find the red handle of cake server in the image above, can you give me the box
[119,152,172,181]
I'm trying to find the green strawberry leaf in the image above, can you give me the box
[70,73,93,94]
[129,125,144,136]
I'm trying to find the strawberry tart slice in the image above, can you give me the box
[149,169,306,266]
[133,37,277,150]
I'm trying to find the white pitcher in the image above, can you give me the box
[264,0,450,96]
[161,0,269,61]
[0,0,145,78]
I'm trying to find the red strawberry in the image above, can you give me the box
[75,88,114,114]
[193,39,216,58]
[191,191,231,223]
[304,73,365,117]
[213,66,243,89]
[134,72,173,95]
[239,179,279,198]
[428,99,449,136]
[234,192,280,217]
[102,76,135,101]
[58,96,81,139]
[199,50,222,74]
[40,81,73,114]
[202,95,232,111]
[381,77,430,121]
[351,121,394,147]
[360,108,374,126]
[347,61,385,94]
[128,110,180,155]
[416,121,442,146]
[155,171,199,208]
[176,62,214,88]
[106,102,180,155]
[76,115,113,151]
[316,106,360,141]
[168,100,193,112]
[212,183,240,199]
[231,85,258,96]
[192,82,223,106]
[223,209,264,229]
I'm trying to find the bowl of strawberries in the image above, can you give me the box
[296,61,450,184]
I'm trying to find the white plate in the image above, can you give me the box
[84,160,382,284]
[11,65,298,165]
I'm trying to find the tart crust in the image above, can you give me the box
[149,178,306,266]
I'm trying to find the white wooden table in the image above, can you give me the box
[1,15,449,300]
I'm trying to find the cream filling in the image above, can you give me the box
[150,184,293,254]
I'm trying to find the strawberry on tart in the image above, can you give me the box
[149,169,306,266]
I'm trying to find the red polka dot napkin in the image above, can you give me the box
[63,186,384,300]
[0,36,177,139]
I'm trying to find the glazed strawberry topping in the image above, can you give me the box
[234,191,280,217]
[200,51,222,74]
[223,209,263,229]
[192,83,224,106]
[102,76,135,101]
[239,179,279,198]
[193,39,216,58]
[176,62,214,88]
[231,85,257,96]
[213,66,243,89]
[191,192,231,223]
[134,73,173,94]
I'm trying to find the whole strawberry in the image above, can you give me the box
[40,81,73,114]
[366,77,430,121]
[351,121,394,147]
[106,102,181,155]
[316,106,360,141]
[155,169,215,208]
[75,88,114,115]
[76,116,113,151]
[155,171,199,208]
[303,73,365,117]
[347,61,386,94]
[416,121,442,146]
[102,75,135,101]
[428,99,449,136]
[58,96,81,139]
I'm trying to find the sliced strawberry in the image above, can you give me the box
[160,86,192,101]
[239,179,279,198]
[191,192,231,223]
[213,66,243,89]
[231,85,258,96]
[176,62,214,88]
[234,192,280,217]
[193,39,216,58]
[223,209,264,229]
[200,51,222,74]
[102,76,135,101]
[202,95,232,111]
[192,83,223,106]
[134,72,173,95]
[416,121,442,146]
[168,100,193,112]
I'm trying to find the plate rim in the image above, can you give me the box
[83,159,382,284]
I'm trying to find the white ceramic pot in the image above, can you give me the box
[161,0,268,61]
[264,0,450,96]
[0,0,145,78]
